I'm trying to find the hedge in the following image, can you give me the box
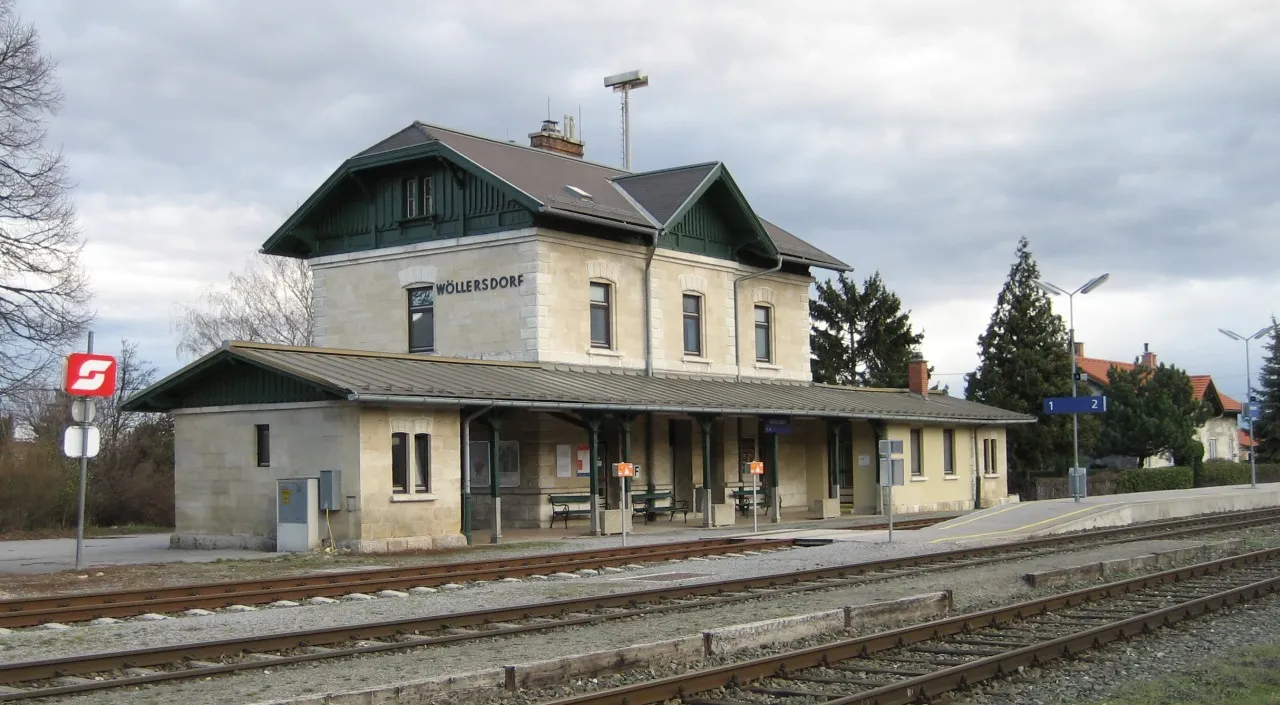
[1199,461,1280,487]
[1117,466,1194,494]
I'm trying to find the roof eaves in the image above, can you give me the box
[346,392,1037,424]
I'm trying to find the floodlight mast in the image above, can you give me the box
[603,70,649,171]
[1035,272,1111,502]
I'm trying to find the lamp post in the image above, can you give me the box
[1035,273,1111,502]
[1219,325,1274,489]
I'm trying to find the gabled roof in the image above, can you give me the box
[125,342,1033,425]
[267,121,849,270]
[1076,355,1240,414]
[612,162,719,224]
[1239,429,1255,448]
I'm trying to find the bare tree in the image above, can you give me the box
[175,252,313,359]
[0,0,91,396]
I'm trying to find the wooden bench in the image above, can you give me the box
[731,489,769,516]
[548,494,594,529]
[631,491,690,523]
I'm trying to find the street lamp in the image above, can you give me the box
[1035,273,1111,502]
[1219,325,1275,489]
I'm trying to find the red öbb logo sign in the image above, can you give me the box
[64,353,118,397]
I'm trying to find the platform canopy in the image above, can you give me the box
[124,342,1036,425]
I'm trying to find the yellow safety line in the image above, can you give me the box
[932,502,1028,531]
[927,501,1125,544]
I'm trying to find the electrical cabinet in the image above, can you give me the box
[318,469,341,511]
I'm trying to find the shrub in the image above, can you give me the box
[1199,461,1280,487]
[1117,466,1194,494]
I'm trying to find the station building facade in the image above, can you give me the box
[126,119,1034,552]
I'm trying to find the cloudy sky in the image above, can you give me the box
[20,0,1280,402]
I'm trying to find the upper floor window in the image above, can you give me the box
[754,305,772,362]
[402,176,433,220]
[910,428,924,476]
[682,294,703,356]
[590,282,612,348]
[403,178,417,219]
[408,286,435,353]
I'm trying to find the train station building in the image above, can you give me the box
[125,119,1034,552]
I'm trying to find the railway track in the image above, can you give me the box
[538,547,1280,705]
[0,508,1277,701]
[0,537,799,628]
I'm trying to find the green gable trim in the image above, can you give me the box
[262,141,544,258]
[122,348,348,413]
[660,164,779,263]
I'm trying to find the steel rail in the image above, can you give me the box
[0,511,1277,700]
[536,548,1280,705]
[0,537,792,628]
[3,508,1274,631]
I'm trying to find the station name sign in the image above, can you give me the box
[436,273,525,296]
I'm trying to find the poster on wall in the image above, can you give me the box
[556,444,572,478]
[469,441,520,487]
[575,444,590,477]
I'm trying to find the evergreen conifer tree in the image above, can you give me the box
[965,237,1080,490]
[1255,317,1280,462]
[810,271,925,388]
[1095,362,1209,467]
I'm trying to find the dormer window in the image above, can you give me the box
[402,175,434,220]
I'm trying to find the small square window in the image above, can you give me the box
[255,424,270,467]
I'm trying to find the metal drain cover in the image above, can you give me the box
[621,572,708,582]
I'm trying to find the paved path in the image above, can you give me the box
[0,534,275,575]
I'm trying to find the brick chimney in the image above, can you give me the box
[907,355,929,397]
[1073,342,1084,358]
[528,117,584,158]
[1140,342,1157,368]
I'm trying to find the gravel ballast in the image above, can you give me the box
[9,530,1276,705]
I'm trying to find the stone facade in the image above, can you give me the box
[311,227,813,381]
[879,423,1009,514]
[311,228,538,360]
[1199,415,1239,463]
[170,401,465,552]
[171,402,359,550]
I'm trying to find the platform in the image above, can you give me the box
[748,483,1280,546]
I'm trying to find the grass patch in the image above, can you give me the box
[1092,643,1280,704]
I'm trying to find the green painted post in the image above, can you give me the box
[587,415,602,536]
[487,415,503,544]
[699,416,714,528]
[830,422,842,500]
[621,415,633,527]
[769,431,781,523]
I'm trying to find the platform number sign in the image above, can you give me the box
[748,461,765,475]
[1042,396,1108,415]
[64,353,118,397]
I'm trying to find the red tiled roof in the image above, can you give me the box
[1239,428,1255,447]
[1076,358,1239,413]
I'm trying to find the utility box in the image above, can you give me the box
[1069,467,1088,499]
[318,469,341,511]
[276,477,319,552]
